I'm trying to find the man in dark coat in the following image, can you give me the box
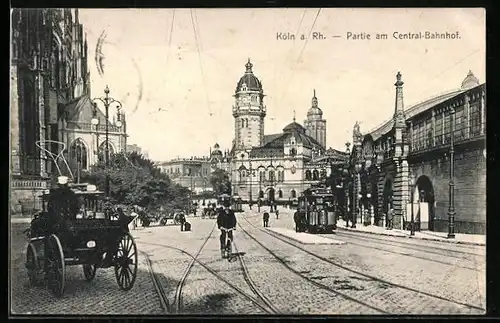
[217,200,237,253]
[386,207,394,230]
[263,210,270,227]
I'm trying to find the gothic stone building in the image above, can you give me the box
[10,9,127,214]
[230,60,348,203]
[351,71,485,234]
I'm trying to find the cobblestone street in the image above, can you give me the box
[11,210,486,315]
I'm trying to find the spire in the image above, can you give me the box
[293,109,296,122]
[312,89,318,107]
[245,58,253,73]
[393,71,405,128]
[74,8,79,24]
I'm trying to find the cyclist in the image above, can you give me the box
[217,200,237,256]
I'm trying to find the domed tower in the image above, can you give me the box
[232,59,266,151]
[304,89,327,149]
[461,70,480,90]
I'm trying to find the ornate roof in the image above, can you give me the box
[64,95,116,125]
[283,121,306,134]
[235,59,263,93]
[461,70,480,90]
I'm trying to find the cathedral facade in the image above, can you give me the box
[10,9,127,214]
[229,60,348,204]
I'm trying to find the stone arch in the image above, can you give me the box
[69,138,89,170]
[278,189,283,199]
[415,175,436,231]
[98,140,116,163]
[266,187,275,202]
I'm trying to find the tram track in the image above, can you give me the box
[333,229,483,257]
[323,232,482,272]
[140,223,278,314]
[236,220,389,314]
[241,216,485,313]
[174,222,217,313]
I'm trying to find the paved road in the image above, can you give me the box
[10,211,485,315]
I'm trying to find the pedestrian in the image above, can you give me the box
[130,207,139,231]
[293,209,301,232]
[275,208,279,219]
[179,212,186,231]
[387,207,394,230]
[263,210,270,227]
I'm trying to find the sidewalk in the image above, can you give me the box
[336,220,485,246]
[267,227,346,245]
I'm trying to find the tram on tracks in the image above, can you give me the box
[294,185,337,234]
[217,194,243,213]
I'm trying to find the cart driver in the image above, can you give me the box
[217,200,237,255]
[47,176,79,221]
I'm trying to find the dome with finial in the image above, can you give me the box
[461,70,480,90]
[307,89,323,120]
[211,143,223,157]
[235,58,263,93]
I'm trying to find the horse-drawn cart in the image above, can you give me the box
[24,176,138,297]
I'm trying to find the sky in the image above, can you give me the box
[77,8,485,162]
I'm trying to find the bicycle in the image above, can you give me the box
[220,227,235,259]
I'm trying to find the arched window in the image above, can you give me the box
[98,141,114,163]
[241,119,245,128]
[259,170,265,182]
[291,189,297,198]
[278,189,283,198]
[312,170,319,180]
[277,170,285,182]
[269,170,276,182]
[259,190,264,199]
[305,170,312,180]
[70,139,88,170]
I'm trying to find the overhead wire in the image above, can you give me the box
[190,8,216,142]
[279,8,322,104]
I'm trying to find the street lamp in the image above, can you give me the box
[248,160,257,209]
[409,177,415,236]
[91,85,123,202]
[75,140,83,184]
[447,107,456,239]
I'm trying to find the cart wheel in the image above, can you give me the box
[114,233,138,291]
[46,234,65,297]
[83,264,97,281]
[26,243,39,287]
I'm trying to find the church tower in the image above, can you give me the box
[232,59,266,152]
[71,8,90,99]
[304,89,327,149]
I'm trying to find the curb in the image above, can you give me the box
[266,228,346,245]
[337,226,485,247]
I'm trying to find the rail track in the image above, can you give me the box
[141,223,279,314]
[240,216,485,313]
[323,232,482,271]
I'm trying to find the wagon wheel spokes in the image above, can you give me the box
[114,233,138,291]
[26,244,39,287]
[83,264,97,281]
[47,234,65,297]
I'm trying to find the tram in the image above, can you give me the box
[217,194,243,212]
[295,185,337,234]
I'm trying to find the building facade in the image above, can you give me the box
[351,71,485,234]
[159,157,212,193]
[10,9,127,214]
[229,60,348,203]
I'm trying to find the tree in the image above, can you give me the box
[81,151,189,211]
[210,169,231,196]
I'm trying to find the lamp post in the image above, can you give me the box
[91,85,123,201]
[248,160,256,209]
[409,177,415,236]
[76,140,83,184]
[447,107,456,239]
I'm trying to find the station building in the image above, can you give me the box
[350,70,485,234]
